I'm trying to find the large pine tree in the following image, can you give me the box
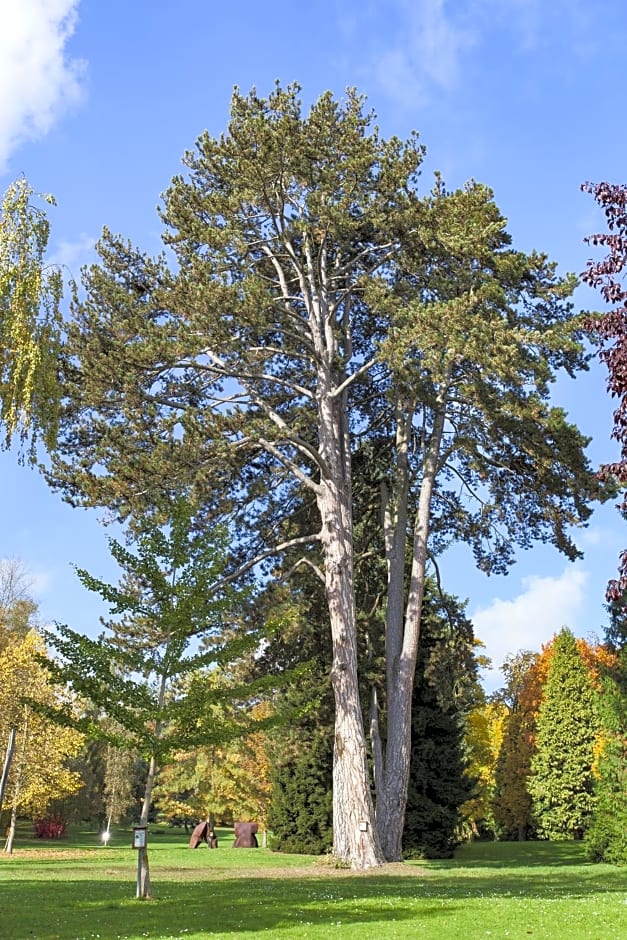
[47,85,600,865]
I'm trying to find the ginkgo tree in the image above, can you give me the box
[39,497,273,897]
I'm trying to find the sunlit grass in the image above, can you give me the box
[1,826,625,939]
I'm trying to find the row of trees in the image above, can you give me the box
[0,83,624,870]
[459,627,626,863]
[577,180,627,864]
[1,541,624,874]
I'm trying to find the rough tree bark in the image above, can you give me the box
[318,391,384,866]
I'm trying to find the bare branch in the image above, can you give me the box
[208,532,323,594]
[258,437,323,496]
[203,349,324,471]
[282,556,325,584]
[330,356,378,398]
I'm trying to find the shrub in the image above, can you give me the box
[33,815,67,839]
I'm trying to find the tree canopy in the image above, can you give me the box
[39,498,269,895]
[39,84,602,866]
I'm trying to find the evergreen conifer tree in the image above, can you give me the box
[268,724,333,855]
[252,581,334,855]
[585,605,627,864]
[529,628,600,839]
[402,588,478,858]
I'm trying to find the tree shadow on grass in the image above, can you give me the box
[430,840,590,869]
[2,862,625,940]
[1,876,441,939]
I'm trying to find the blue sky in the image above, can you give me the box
[1,0,625,690]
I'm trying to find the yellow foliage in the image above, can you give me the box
[0,178,62,450]
[461,701,507,834]
[155,700,274,831]
[0,629,84,816]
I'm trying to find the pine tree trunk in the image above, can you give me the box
[325,513,383,868]
[318,392,384,869]
[377,387,449,860]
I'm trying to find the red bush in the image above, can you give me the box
[33,815,67,839]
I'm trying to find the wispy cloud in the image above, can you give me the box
[0,0,86,172]
[472,567,589,691]
[48,232,97,278]
[374,0,476,106]
[368,0,600,108]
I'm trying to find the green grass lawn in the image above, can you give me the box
[0,826,624,940]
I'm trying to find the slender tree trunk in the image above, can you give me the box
[0,726,16,820]
[4,798,17,855]
[135,665,169,898]
[369,678,384,808]
[378,382,450,860]
[4,710,28,855]
[136,753,157,898]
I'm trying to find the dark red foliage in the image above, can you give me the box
[33,815,67,839]
[582,181,627,600]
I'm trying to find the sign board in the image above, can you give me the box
[132,826,147,849]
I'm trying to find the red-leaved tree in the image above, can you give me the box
[582,181,627,600]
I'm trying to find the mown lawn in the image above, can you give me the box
[0,827,624,939]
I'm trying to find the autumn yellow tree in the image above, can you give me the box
[155,700,273,842]
[461,700,506,838]
[0,629,83,852]
[492,650,544,840]
[0,179,62,454]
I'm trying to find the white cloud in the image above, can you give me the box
[48,232,96,276]
[375,0,476,106]
[369,0,598,107]
[472,567,589,691]
[0,0,85,172]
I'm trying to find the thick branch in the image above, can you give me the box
[330,356,378,399]
[258,437,323,496]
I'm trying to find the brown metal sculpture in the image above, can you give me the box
[188,819,219,848]
[233,821,258,847]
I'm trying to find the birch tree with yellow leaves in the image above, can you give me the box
[0,179,63,455]
[0,629,83,853]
